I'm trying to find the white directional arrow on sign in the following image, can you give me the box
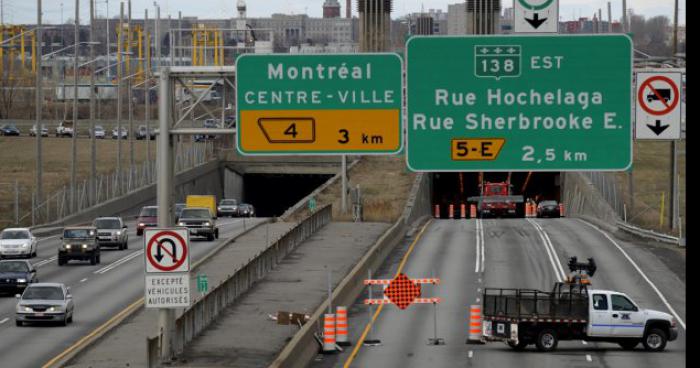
[514,0,559,33]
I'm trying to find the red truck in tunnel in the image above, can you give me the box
[468,179,524,218]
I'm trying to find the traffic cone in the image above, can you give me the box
[449,204,454,219]
[322,313,337,354]
[460,204,466,219]
[559,203,565,217]
[466,305,485,344]
[434,205,440,219]
[470,204,477,219]
[336,306,351,346]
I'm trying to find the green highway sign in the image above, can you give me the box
[236,53,403,155]
[406,35,633,171]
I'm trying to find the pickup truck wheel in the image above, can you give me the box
[123,241,128,250]
[535,329,558,352]
[90,254,97,265]
[215,229,219,239]
[207,233,214,241]
[619,340,639,350]
[58,258,65,266]
[642,328,667,352]
[508,340,528,351]
[16,321,22,327]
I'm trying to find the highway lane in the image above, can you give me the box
[0,216,264,368]
[325,218,685,368]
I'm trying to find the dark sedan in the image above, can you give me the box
[0,124,21,136]
[536,200,561,218]
[136,206,158,236]
[0,260,37,294]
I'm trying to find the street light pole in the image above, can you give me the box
[71,0,79,212]
[128,0,134,174]
[90,0,97,206]
[35,0,43,209]
[117,2,123,195]
[145,8,151,172]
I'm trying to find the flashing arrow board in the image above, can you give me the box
[236,53,403,155]
[514,0,559,33]
[406,35,633,171]
[635,72,682,140]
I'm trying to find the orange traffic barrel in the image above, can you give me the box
[434,205,440,218]
[323,313,337,353]
[559,203,565,217]
[336,306,351,346]
[449,204,454,219]
[466,304,485,344]
[460,204,466,219]
[470,204,477,219]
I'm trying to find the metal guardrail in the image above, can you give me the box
[616,220,683,246]
[168,204,332,360]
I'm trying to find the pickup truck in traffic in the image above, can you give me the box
[178,207,219,241]
[58,227,101,265]
[186,195,217,219]
[481,259,678,352]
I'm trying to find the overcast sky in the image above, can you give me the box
[1,0,685,25]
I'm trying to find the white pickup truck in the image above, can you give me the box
[482,281,678,352]
[55,120,75,138]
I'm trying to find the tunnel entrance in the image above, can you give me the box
[431,172,561,218]
[242,173,333,217]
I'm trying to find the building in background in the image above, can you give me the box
[447,2,467,34]
[323,0,342,18]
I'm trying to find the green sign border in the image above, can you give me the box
[404,34,634,173]
[235,53,404,156]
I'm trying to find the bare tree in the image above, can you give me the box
[0,64,33,119]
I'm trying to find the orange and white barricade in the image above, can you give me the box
[434,205,440,219]
[460,204,466,219]
[470,204,477,219]
[448,204,454,219]
[323,313,337,353]
[467,304,484,344]
[336,306,351,346]
[559,203,565,217]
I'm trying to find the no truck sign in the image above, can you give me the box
[635,72,682,140]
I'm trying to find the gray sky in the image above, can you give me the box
[1,0,685,25]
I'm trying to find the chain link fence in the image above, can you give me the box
[0,141,216,230]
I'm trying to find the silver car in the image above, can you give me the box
[93,217,129,250]
[15,283,74,326]
[0,228,37,259]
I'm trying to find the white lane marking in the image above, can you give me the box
[530,219,567,279]
[0,318,8,324]
[475,219,481,273]
[527,219,565,282]
[37,235,60,243]
[581,340,588,345]
[80,278,88,283]
[480,220,485,272]
[33,256,58,268]
[94,250,144,274]
[578,219,686,330]
[586,354,592,362]
[468,351,473,359]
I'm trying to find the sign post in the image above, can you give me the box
[406,35,633,172]
[236,53,403,155]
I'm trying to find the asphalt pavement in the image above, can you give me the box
[0,216,259,368]
[314,218,686,368]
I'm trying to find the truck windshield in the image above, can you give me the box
[181,209,211,219]
[94,219,121,229]
[64,229,94,238]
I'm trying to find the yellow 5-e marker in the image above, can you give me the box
[451,138,505,161]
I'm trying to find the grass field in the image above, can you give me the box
[615,140,686,235]
[0,136,155,227]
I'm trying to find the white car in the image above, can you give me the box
[0,228,37,259]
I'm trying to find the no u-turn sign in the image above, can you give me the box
[635,72,683,140]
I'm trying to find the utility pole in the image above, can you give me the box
[607,2,612,33]
[145,9,151,171]
[117,2,123,195]
[622,0,628,33]
[35,0,44,208]
[178,11,181,66]
[71,0,79,213]
[90,0,97,206]
[157,68,174,363]
[155,2,160,72]
[670,0,679,230]
[341,155,347,213]
[106,0,110,79]
[128,0,134,173]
